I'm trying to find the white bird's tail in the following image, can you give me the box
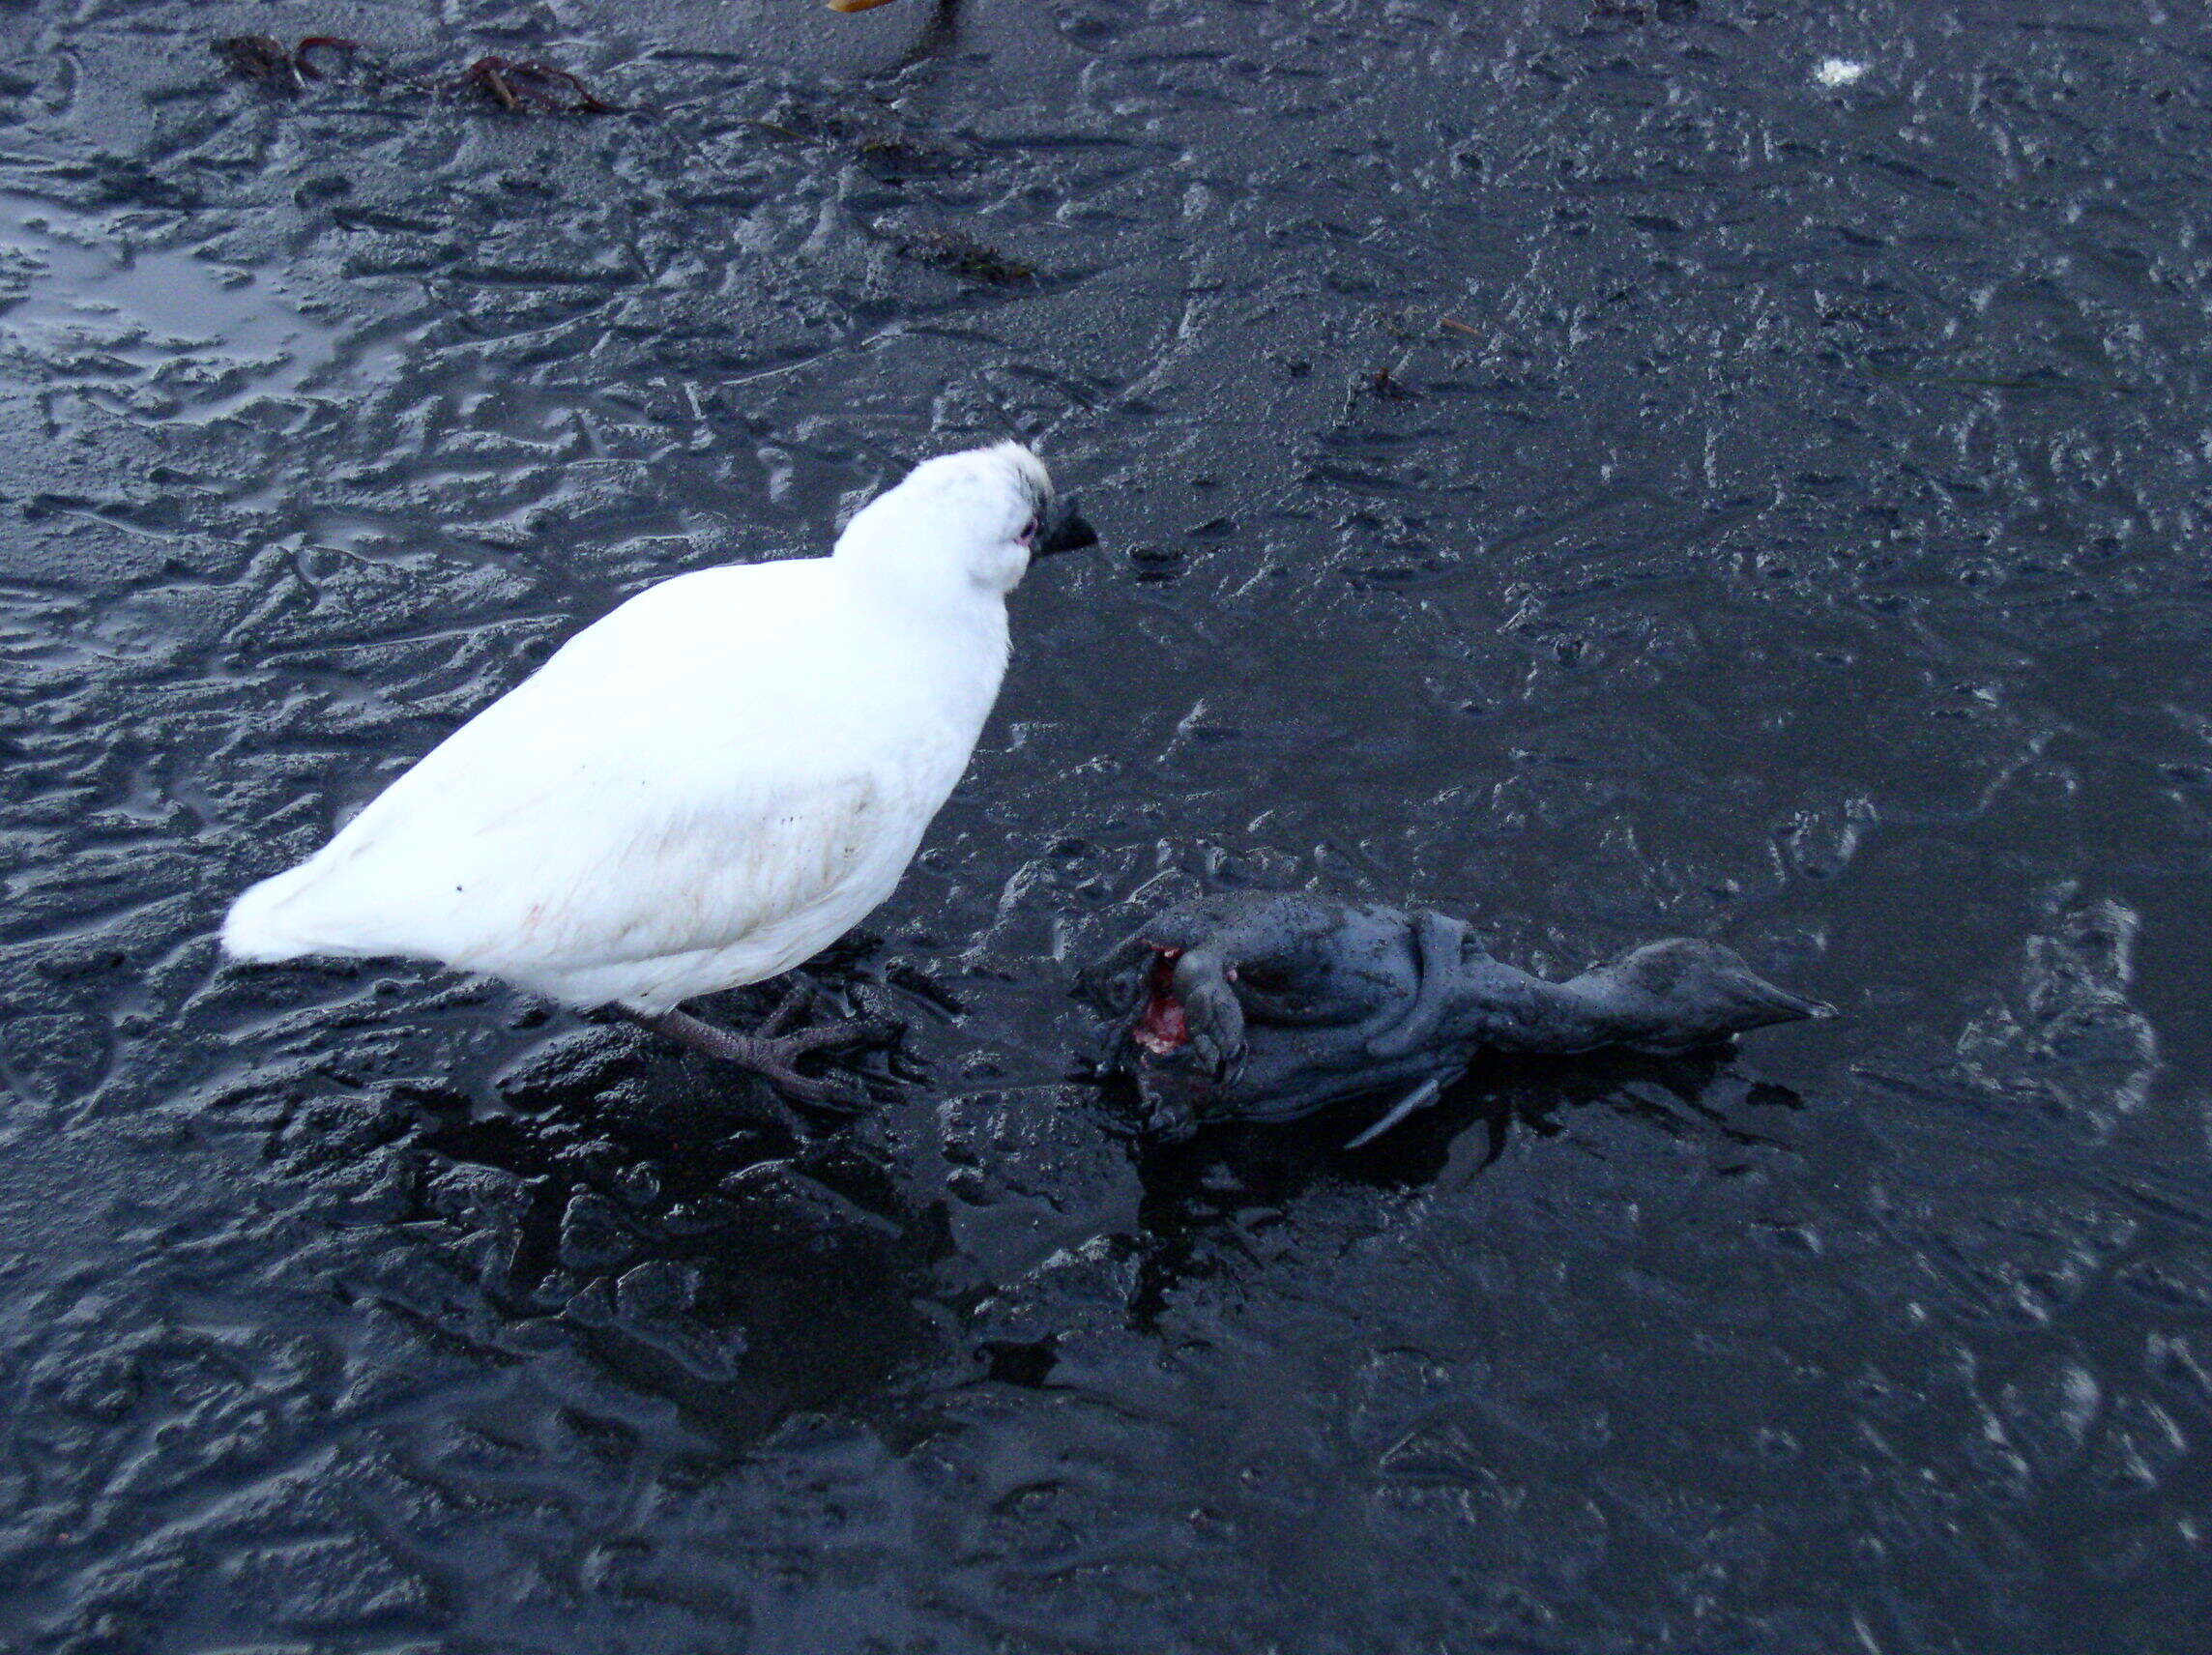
[222,865,342,962]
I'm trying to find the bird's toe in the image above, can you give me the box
[760,1063,873,1113]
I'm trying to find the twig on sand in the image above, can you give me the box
[895,229,1036,287]
[214,35,305,95]
[458,56,618,115]
[1366,363,1420,400]
[294,37,362,80]
[213,35,620,115]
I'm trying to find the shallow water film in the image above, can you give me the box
[3,1,2209,1649]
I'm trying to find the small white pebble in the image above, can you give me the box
[1814,57,1869,89]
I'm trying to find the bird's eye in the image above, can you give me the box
[1019,515,1040,544]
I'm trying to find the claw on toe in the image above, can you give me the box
[755,1064,867,1112]
[1345,1077,1442,1149]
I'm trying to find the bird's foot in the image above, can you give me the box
[633,995,899,1132]
[745,1014,902,1111]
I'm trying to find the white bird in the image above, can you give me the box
[224,441,1096,1118]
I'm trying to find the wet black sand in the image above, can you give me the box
[1,2,2207,1649]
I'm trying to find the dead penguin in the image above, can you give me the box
[1078,891,1831,1144]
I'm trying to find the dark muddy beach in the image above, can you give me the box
[1,1,2208,1650]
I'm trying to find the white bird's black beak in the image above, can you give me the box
[1034,497,1099,557]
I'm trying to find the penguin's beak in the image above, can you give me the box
[1034,496,1099,557]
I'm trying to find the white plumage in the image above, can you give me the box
[225,442,1084,1027]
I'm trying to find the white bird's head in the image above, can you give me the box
[833,441,1098,596]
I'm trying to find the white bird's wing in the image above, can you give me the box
[225,563,960,988]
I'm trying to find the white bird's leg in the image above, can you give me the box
[627,993,899,1126]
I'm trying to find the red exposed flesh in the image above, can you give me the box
[1133,947,1189,1056]
[1135,993,1187,1055]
